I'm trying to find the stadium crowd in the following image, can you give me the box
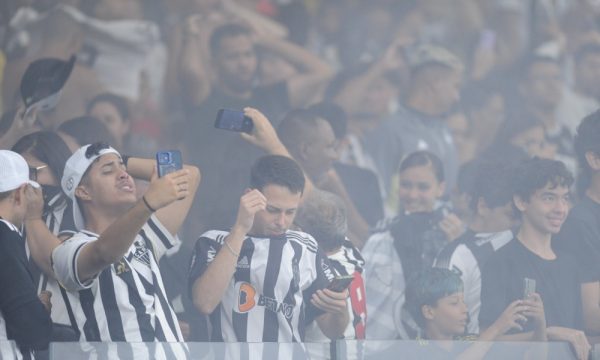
[1,0,600,359]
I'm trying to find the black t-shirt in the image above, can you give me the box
[479,238,583,332]
[553,196,600,283]
[182,82,290,231]
[0,220,52,356]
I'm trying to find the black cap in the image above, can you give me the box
[20,55,76,113]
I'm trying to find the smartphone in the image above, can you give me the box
[156,150,183,177]
[214,109,254,133]
[327,275,354,292]
[523,278,536,299]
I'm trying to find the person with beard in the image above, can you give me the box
[364,45,463,201]
[183,22,333,233]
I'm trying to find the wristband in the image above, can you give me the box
[142,195,156,212]
[224,240,240,258]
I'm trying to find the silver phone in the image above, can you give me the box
[523,278,536,299]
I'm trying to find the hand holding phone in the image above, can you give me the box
[215,109,254,133]
[156,150,183,177]
[327,275,354,292]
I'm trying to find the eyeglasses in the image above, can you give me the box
[29,164,48,181]
[85,142,110,159]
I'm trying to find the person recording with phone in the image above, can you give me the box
[402,268,546,360]
[295,189,367,360]
[188,155,349,355]
[48,142,200,346]
[479,158,590,360]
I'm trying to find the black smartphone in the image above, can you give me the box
[327,275,354,292]
[214,109,254,133]
[156,150,183,177]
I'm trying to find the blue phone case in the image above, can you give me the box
[156,150,182,177]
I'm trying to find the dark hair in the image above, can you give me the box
[468,160,514,212]
[277,109,326,154]
[11,131,72,182]
[209,23,252,56]
[58,116,116,147]
[86,92,130,122]
[512,157,574,206]
[405,268,463,329]
[307,102,347,140]
[574,110,600,195]
[399,151,444,183]
[250,155,305,194]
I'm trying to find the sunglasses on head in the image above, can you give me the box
[85,142,110,159]
[29,164,48,181]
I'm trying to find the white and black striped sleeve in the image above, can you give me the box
[303,247,336,323]
[51,233,97,291]
[142,214,180,261]
[187,232,224,297]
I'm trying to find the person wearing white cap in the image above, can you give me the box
[0,150,52,359]
[50,142,200,344]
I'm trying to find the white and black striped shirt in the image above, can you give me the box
[305,240,367,360]
[51,215,183,343]
[188,230,334,344]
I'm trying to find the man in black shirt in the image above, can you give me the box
[554,110,600,335]
[184,23,333,232]
[479,157,590,360]
[0,150,52,359]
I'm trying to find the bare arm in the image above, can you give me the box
[125,157,201,236]
[313,288,350,339]
[77,169,191,282]
[581,282,600,333]
[192,190,267,314]
[334,37,410,115]
[23,185,62,278]
[256,36,334,107]
[177,15,214,107]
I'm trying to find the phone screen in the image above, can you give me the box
[214,109,253,133]
[156,150,183,177]
[523,278,536,299]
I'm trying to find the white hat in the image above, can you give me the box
[61,143,120,231]
[0,150,40,192]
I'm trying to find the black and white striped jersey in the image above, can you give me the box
[188,230,334,344]
[434,229,513,333]
[51,215,183,342]
[305,240,367,360]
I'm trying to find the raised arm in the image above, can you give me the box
[192,189,266,314]
[76,168,192,282]
[255,36,334,108]
[125,157,200,236]
[23,185,62,278]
